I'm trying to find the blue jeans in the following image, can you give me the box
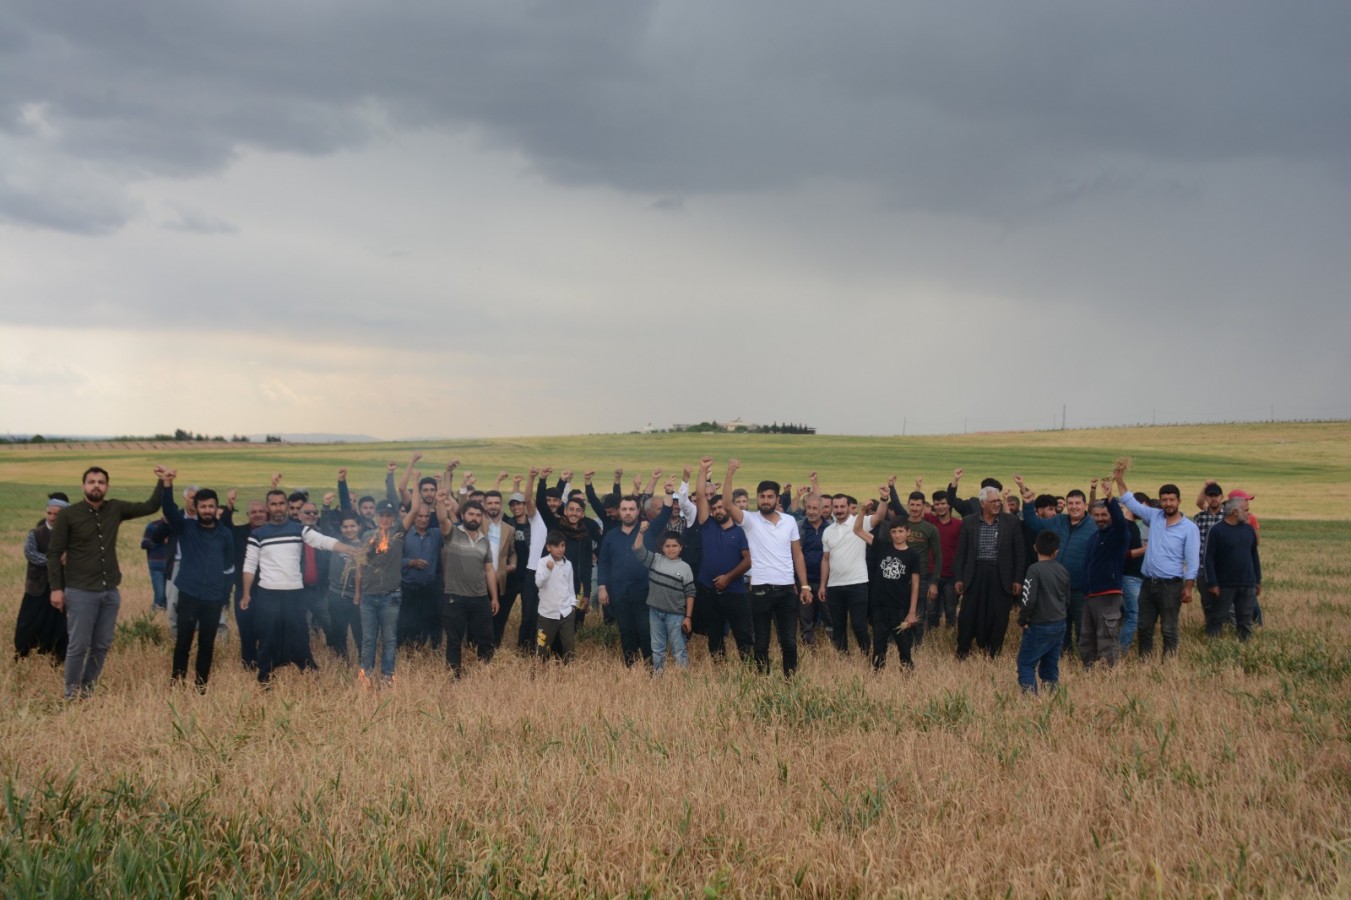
[360,591,401,678]
[649,607,688,672]
[1119,575,1142,650]
[149,566,167,609]
[1017,621,1065,693]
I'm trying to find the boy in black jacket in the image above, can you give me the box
[1017,531,1070,694]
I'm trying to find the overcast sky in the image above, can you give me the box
[2,1,1348,439]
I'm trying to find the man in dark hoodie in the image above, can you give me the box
[1080,477,1130,670]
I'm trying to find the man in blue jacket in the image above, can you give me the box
[162,471,235,690]
[1080,478,1130,670]
[1015,476,1097,656]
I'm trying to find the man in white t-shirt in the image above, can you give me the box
[723,458,812,676]
[819,493,871,654]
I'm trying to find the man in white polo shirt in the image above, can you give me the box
[723,458,812,676]
[819,493,871,654]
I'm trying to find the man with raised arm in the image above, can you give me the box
[692,457,753,662]
[596,492,653,667]
[49,466,168,700]
[723,458,812,676]
[1014,475,1097,657]
[160,469,235,690]
[1114,466,1200,658]
[241,487,363,686]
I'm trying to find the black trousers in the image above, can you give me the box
[399,581,444,649]
[751,584,799,676]
[253,587,313,683]
[233,580,257,668]
[827,583,870,653]
[798,580,832,645]
[443,594,494,676]
[956,565,1014,659]
[611,592,652,667]
[872,602,915,670]
[325,590,362,662]
[172,592,223,687]
[516,574,541,653]
[493,575,519,647]
[14,590,67,661]
[700,583,754,663]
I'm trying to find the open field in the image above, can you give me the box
[2,424,1349,895]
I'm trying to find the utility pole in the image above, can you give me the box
[1062,403,1067,431]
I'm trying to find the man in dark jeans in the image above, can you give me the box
[596,496,652,666]
[722,458,813,676]
[1115,469,1199,658]
[161,473,235,690]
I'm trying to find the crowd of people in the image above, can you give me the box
[14,454,1264,699]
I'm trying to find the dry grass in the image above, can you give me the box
[2,429,1350,895]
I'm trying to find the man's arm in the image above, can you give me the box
[719,548,752,589]
[852,508,875,546]
[524,468,539,519]
[791,539,812,604]
[723,459,744,525]
[695,457,713,524]
[646,503,673,550]
[888,479,905,517]
[337,468,352,511]
[399,453,422,505]
[161,474,185,530]
[584,473,608,520]
[122,473,168,519]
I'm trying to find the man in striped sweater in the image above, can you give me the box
[241,488,363,685]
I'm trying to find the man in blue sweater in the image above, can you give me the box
[162,472,235,690]
[1203,499,1262,641]
[1016,476,1097,656]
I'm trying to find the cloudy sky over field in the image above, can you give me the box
[2,1,1349,439]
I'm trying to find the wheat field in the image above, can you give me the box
[2,425,1349,896]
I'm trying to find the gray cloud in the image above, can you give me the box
[3,1,1349,235]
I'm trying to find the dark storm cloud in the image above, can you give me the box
[3,0,1349,234]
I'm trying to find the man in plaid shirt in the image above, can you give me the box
[1193,481,1226,621]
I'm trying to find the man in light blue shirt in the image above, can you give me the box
[1115,468,1199,658]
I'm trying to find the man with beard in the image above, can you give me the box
[355,499,416,688]
[1115,470,1200,658]
[434,494,499,677]
[820,493,871,655]
[953,486,1027,660]
[241,488,363,686]
[585,468,626,537]
[48,466,167,700]
[480,488,517,624]
[692,457,753,662]
[13,494,70,661]
[161,471,235,690]
[723,458,813,676]
[597,494,653,666]
[530,468,593,625]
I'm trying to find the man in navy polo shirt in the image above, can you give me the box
[693,457,753,662]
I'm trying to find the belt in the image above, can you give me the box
[1145,576,1182,584]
